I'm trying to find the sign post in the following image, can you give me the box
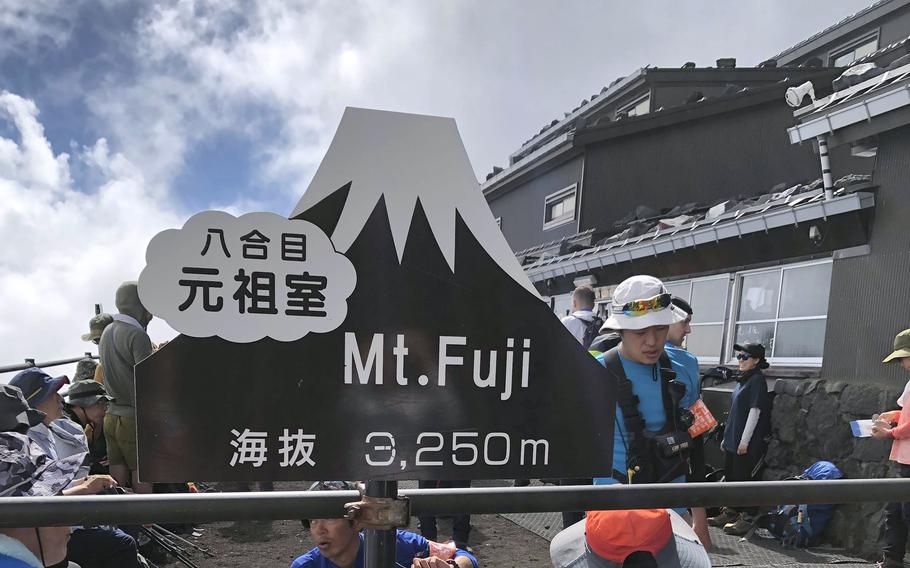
[363,481,397,568]
[136,108,617,567]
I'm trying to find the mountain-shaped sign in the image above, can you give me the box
[136,108,615,482]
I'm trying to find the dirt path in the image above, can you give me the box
[154,483,551,567]
[184,513,550,567]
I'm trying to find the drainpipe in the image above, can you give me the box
[816,135,834,200]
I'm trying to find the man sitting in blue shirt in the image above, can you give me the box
[593,276,697,513]
[291,481,478,568]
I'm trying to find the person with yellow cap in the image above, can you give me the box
[871,329,910,567]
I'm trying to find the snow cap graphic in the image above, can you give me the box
[291,107,539,298]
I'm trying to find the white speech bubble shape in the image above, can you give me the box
[138,211,356,343]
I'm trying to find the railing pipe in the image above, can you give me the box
[0,479,909,528]
[0,354,97,375]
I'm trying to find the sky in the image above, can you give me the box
[0,0,875,379]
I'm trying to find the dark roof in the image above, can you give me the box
[511,67,819,157]
[788,60,910,143]
[487,67,833,184]
[514,228,596,258]
[571,69,841,147]
[519,174,874,272]
[771,0,909,63]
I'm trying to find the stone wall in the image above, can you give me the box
[763,378,905,555]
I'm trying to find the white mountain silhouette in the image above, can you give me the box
[291,107,539,298]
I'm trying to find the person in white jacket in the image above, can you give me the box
[560,286,602,348]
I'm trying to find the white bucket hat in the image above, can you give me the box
[602,275,685,331]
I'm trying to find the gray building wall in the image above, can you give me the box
[579,100,871,232]
[487,155,585,252]
[822,128,910,386]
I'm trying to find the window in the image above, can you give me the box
[616,95,650,118]
[664,275,731,364]
[550,292,573,318]
[543,185,577,230]
[729,260,832,366]
[830,34,879,67]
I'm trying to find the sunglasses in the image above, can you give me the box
[735,353,753,361]
[616,293,672,317]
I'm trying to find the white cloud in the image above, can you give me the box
[0,0,83,58]
[0,91,179,380]
[77,0,878,202]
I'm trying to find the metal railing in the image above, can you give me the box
[0,353,97,375]
[1,478,908,528]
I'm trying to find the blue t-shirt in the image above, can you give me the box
[290,530,478,568]
[593,346,700,490]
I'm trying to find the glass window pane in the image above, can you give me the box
[833,51,855,67]
[775,319,827,358]
[691,278,728,323]
[779,263,832,318]
[664,281,690,303]
[546,192,575,223]
[855,39,878,59]
[734,322,775,353]
[686,324,724,360]
[737,271,780,321]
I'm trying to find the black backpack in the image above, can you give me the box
[578,315,604,350]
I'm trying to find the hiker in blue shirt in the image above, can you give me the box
[592,276,698,517]
[291,482,478,568]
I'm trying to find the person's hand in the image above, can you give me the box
[872,413,880,421]
[63,475,117,496]
[412,557,451,568]
[872,420,893,440]
[737,442,748,455]
[79,475,117,494]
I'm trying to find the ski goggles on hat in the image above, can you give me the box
[614,293,672,317]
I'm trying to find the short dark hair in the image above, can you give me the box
[671,297,693,316]
[301,481,358,528]
[573,286,596,308]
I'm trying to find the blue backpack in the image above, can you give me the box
[767,461,844,547]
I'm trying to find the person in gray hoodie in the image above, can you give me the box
[99,281,153,493]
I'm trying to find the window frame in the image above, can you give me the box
[616,94,651,118]
[725,258,833,367]
[664,273,732,365]
[828,31,880,67]
[542,184,578,231]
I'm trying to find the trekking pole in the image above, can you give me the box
[140,526,200,568]
[146,526,189,554]
[151,524,215,557]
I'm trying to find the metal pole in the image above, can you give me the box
[817,135,834,200]
[2,479,910,527]
[0,354,99,375]
[363,480,397,568]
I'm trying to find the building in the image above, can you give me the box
[772,0,910,68]
[484,1,910,382]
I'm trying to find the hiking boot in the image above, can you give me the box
[876,557,905,568]
[707,507,737,527]
[723,514,751,536]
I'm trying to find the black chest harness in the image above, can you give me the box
[603,347,693,484]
